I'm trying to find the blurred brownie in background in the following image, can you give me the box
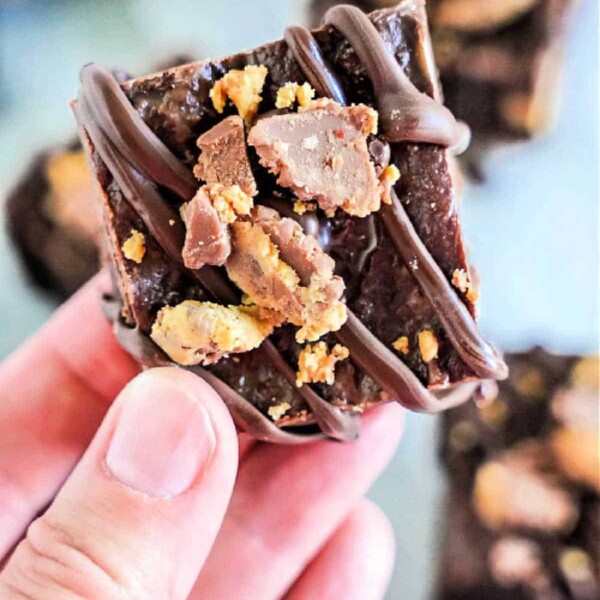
[4,58,193,302]
[436,349,599,599]
[5,142,100,300]
[309,0,577,170]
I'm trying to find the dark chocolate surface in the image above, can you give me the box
[436,349,600,600]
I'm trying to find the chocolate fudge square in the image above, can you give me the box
[309,0,577,156]
[436,350,599,599]
[73,1,507,443]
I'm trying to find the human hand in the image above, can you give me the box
[0,274,404,599]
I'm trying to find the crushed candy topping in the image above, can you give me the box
[121,229,146,264]
[268,402,292,421]
[275,82,316,109]
[452,267,478,302]
[210,65,268,123]
[380,164,400,204]
[226,206,347,343]
[248,99,383,217]
[418,330,439,363]
[392,335,410,355]
[207,184,253,224]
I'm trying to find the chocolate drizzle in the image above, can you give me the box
[76,64,357,442]
[324,5,469,152]
[381,191,507,380]
[284,26,347,105]
[337,312,480,413]
[80,65,197,200]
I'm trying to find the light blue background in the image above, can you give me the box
[0,1,597,598]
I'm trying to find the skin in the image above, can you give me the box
[0,274,404,600]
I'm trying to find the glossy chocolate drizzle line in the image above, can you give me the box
[382,191,507,379]
[336,312,479,412]
[284,26,347,105]
[324,5,469,152]
[284,19,507,386]
[101,296,325,444]
[77,64,358,442]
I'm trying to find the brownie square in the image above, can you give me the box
[436,349,599,599]
[5,142,100,300]
[73,1,506,442]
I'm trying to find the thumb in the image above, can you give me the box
[0,367,238,600]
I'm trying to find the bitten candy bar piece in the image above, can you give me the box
[74,1,506,442]
[436,350,600,600]
[248,100,381,217]
[194,115,258,197]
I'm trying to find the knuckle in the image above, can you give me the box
[2,515,125,600]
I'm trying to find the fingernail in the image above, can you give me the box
[106,370,216,498]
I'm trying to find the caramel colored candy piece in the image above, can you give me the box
[249,100,382,217]
[226,206,347,342]
[151,301,281,366]
[194,115,257,197]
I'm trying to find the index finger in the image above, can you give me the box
[0,273,139,557]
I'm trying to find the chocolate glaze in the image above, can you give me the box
[381,190,507,380]
[77,64,357,441]
[324,5,469,151]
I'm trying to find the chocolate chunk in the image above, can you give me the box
[194,115,258,196]
[225,206,347,343]
[180,186,231,269]
[437,349,600,600]
[248,100,382,217]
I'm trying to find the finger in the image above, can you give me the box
[0,274,139,557]
[0,367,238,600]
[190,403,404,600]
[284,499,395,600]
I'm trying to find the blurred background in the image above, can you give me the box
[0,1,597,598]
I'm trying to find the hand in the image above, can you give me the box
[0,274,404,600]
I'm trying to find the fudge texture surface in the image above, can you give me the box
[74,1,507,442]
[437,349,599,600]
